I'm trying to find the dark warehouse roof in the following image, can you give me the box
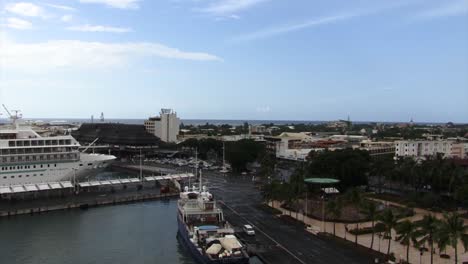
[72,123,160,146]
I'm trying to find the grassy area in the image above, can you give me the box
[367,192,460,212]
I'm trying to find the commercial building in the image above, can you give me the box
[144,109,180,143]
[394,140,468,159]
[359,140,395,156]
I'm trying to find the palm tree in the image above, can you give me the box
[326,198,343,236]
[440,212,468,264]
[289,166,305,219]
[416,214,439,264]
[396,220,419,263]
[378,208,398,257]
[345,188,363,244]
[362,201,378,250]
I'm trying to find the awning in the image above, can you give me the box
[89,181,101,186]
[60,181,73,188]
[11,185,26,193]
[109,180,121,184]
[0,186,12,194]
[24,184,39,192]
[100,180,112,185]
[49,182,62,189]
[129,178,140,183]
[120,179,131,183]
[37,183,50,190]
[78,182,91,187]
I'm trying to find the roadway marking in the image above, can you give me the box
[219,200,307,264]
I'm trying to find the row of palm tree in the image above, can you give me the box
[324,190,468,264]
[373,209,467,264]
[261,174,467,264]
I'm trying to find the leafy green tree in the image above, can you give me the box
[225,139,264,172]
[396,220,419,263]
[378,208,398,257]
[289,165,306,218]
[370,156,394,194]
[259,153,276,179]
[262,180,282,207]
[455,184,468,207]
[326,198,343,236]
[416,214,440,264]
[345,188,363,244]
[307,149,370,190]
[439,212,468,264]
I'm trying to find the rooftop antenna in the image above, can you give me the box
[2,104,22,130]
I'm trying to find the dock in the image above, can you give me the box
[0,182,180,217]
[0,169,194,218]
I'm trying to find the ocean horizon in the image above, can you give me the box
[0,118,456,126]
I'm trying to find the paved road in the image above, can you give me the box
[201,172,377,264]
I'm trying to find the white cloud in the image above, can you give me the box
[4,17,33,30]
[414,0,468,19]
[5,2,45,17]
[78,0,140,9]
[231,3,406,42]
[61,15,73,22]
[199,0,268,16]
[67,24,131,33]
[0,36,221,72]
[256,106,271,113]
[233,13,359,42]
[44,3,77,11]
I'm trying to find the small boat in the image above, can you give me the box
[177,171,249,263]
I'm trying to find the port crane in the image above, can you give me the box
[2,104,22,129]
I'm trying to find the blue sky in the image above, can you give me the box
[0,0,467,122]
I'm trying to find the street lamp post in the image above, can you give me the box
[304,189,308,222]
[419,248,424,264]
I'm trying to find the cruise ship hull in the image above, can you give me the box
[0,153,116,186]
[177,215,249,264]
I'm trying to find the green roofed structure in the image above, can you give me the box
[303,178,340,232]
[304,178,340,184]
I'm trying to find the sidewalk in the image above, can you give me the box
[270,201,468,264]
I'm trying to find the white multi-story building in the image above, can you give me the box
[144,109,180,143]
[394,140,468,159]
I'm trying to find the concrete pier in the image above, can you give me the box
[0,181,180,217]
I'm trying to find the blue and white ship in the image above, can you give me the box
[177,172,249,264]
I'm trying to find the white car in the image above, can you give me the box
[243,224,255,235]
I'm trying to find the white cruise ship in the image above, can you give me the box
[0,113,116,186]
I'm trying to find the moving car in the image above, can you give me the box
[243,225,255,236]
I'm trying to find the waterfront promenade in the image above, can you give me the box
[271,200,468,264]
[201,172,379,264]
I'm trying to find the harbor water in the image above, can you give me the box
[0,169,263,264]
[0,199,196,264]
